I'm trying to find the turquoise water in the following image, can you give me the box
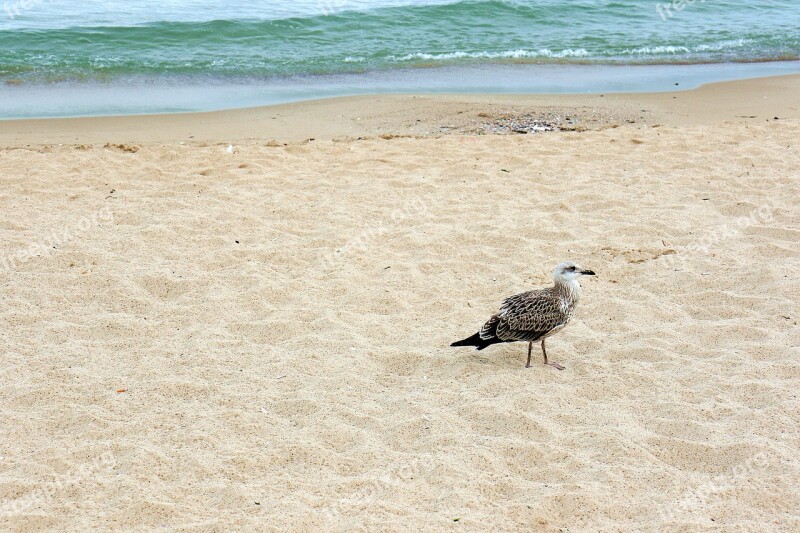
[1,0,799,84]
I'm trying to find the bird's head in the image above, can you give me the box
[553,261,595,283]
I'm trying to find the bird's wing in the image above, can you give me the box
[478,314,501,340]
[494,289,566,342]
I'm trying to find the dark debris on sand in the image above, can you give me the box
[435,106,652,136]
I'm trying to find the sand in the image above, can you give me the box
[1,73,799,146]
[1,75,799,531]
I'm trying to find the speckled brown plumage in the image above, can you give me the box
[480,286,575,344]
[451,261,595,369]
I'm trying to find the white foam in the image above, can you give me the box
[388,48,591,62]
[621,39,751,56]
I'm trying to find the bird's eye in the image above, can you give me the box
[566,266,575,272]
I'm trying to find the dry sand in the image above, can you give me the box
[1,75,799,531]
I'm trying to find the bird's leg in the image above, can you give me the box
[542,338,565,370]
[525,341,533,368]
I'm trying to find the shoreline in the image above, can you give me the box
[1,73,798,147]
[0,60,797,121]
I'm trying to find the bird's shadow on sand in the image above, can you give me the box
[465,349,526,368]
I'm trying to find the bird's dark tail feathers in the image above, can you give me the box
[451,332,500,351]
[451,332,481,347]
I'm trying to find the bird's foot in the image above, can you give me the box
[546,361,565,370]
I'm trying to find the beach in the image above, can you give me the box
[1,75,799,531]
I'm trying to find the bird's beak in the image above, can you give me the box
[581,269,596,276]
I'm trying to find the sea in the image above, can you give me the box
[1,0,798,118]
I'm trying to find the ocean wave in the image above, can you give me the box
[2,0,468,30]
[1,0,797,83]
[387,49,591,62]
[621,40,752,56]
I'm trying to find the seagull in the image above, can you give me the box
[450,261,595,370]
